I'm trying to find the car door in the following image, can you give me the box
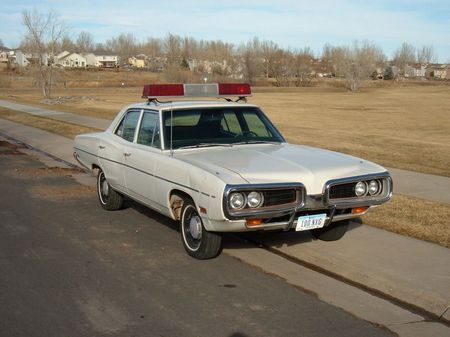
[99,109,141,192]
[122,110,162,210]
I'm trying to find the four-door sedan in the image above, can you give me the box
[74,83,393,259]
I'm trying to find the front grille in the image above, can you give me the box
[328,178,386,200]
[263,189,297,206]
[329,183,356,199]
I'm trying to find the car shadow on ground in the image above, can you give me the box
[124,197,364,252]
[231,219,364,249]
[124,199,180,232]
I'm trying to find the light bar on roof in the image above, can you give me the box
[142,83,251,98]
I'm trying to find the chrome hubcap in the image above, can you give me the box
[101,178,109,196]
[189,215,202,240]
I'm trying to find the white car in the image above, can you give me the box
[74,83,392,259]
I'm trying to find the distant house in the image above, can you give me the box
[15,50,30,67]
[128,55,146,68]
[55,50,70,61]
[434,65,449,79]
[404,64,426,78]
[95,53,118,68]
[81,53,97,67]
[0,47,13,64]
[56,52,87,68]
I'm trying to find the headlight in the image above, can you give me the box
[368,180,380,195]
[247,191,264,208]
[355,181,368,197]
[229,192,246,210]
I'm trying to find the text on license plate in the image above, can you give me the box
[296,213,327,231]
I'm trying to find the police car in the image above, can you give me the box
[74,83,392,259]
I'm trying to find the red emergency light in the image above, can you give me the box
[218,83,251,96]
[142,83,251,99]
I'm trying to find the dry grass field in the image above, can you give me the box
[1,74,449,247]
[1,82,449,176]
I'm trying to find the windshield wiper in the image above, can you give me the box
[232,140,282,146]
[178,143,233,150]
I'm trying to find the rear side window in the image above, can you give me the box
[115,110,141,142]
[137,112,161,148]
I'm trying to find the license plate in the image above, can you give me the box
[296,213,327,231]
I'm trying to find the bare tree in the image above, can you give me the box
[142,38,162,58]
[392,42,416,69]
[106,33,137,64]
[22,9,66,98]
[293,47,314,86]
[417,45,437,64]
[60,35,76,51]
[76,31,94,52]
[270,49,294,86]
[333,41,385,91]
[19,36,35,52]
[163,33,182,65]
[261,40,279,78]
[238,38,263,84]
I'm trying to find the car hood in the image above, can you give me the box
[174,143,387,194]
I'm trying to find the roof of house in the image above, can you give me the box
[59,52,86,60]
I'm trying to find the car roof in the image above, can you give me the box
[124,100,259,111]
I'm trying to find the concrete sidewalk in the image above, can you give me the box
[0,99,110,130]
[1,99,450,204]
[0,117,449,336]
[389,167,450,203]
[245,223,450,320]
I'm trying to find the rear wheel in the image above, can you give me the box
[180,199,222,259]
[97,169,123,211]
[311,219,349,241]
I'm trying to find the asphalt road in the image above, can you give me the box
[0,141,394,337]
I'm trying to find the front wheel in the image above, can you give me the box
[180,200,222,259]
[311,219,349,241]
[97,169,123,211]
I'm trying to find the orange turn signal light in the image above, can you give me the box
[352,206,369,214]
[246,219,263,226]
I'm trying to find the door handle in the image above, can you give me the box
[98,145,105,149]
[123,152,131,157]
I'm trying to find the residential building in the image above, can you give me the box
[434,65,449,79]
[55,50,70,61]
[15,50,30,67]
[0,47,13,64]
[128,56,145,68]
[95,53,118,68]
[404,64,426,78]
[81,53,97,67]
[56,52,87,68]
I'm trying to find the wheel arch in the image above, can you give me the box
[92,164,101,176]
[169,189,195,221]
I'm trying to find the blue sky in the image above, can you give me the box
[1,0,449,62]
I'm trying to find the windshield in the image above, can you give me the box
[163,107,285,150]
